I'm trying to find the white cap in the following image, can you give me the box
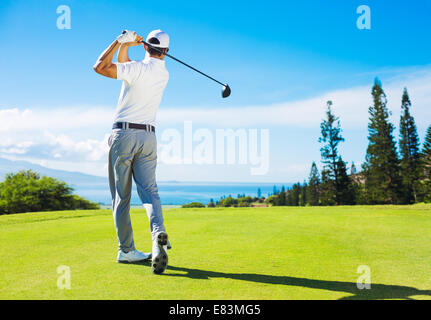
[146,29,169,48]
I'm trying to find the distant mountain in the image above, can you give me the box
[0,157,107,187]
[0,157,294,205]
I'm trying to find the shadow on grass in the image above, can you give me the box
[135,261,431,300]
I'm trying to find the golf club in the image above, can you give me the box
[141,40,231,98]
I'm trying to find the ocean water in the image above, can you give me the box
[74,182,292,205]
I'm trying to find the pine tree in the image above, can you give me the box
[421,125,431,202]
[319,101,352,205]
[362,79,402,204]
[207,198,215,208]
[399,88,421,203]
[291,183,300,206]
[423,125,431,155]
[286,184,300,206]
[335,157,354,204]
[280,186,286,205]
[320,169,336,205]
[307,162,321,206]
[349,161,364,204]
[300,181,307,206]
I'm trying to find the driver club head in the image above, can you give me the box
[222,84,231,98]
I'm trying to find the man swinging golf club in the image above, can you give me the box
[93,29,170,274]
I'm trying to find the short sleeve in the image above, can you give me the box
[115,61,141,83]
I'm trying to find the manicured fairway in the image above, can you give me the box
[1,205,431,300]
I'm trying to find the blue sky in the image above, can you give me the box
[0,0,430,182]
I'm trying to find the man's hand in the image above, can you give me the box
[94,30,143,78]
[118,33,143,63]
[116,30,142,45]
[123,34,143,47]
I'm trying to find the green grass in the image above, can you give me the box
[1,205,431,300]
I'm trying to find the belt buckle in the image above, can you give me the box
[122,122,129,130]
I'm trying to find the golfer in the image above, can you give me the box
[93,29,170,274]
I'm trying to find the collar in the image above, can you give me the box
[144,55,166,65]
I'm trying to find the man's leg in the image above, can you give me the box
[109,132,135,252]
[132,132,166,241]
[132,131,169,274]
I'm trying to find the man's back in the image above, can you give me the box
[114,56,169,126]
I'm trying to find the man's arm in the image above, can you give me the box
[93,40,121,79]
[117,34,144,63]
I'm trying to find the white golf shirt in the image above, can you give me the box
[114,56,169,127]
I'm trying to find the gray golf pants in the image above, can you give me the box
[108,128,165,252]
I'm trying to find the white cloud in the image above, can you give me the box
[1,66,430,133]
[0,147,27,154]
[0,106,114,133]
[43,131,110,161]
[159,67,431,129]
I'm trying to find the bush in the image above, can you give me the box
[0,199,8,214]
[70,195,100,210]
[265,195,279,206]
[237,196,253,207]
[216,196,237,207]
[0,170,100,214]
[182,202,205,208]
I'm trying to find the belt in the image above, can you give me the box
[112,122,155,132]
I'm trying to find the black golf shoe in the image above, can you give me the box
[151,232,168,274]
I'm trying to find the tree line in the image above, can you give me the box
[267,79,431,206]
[182,195,264,208]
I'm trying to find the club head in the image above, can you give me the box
[222,84,231,98]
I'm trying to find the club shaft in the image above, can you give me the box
[141,41,226,87]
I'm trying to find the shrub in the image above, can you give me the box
[0,170,100,214]
[216,196,237,207]
[265,195,279,206]
[182,202,205,208]
[237,196,253,207]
